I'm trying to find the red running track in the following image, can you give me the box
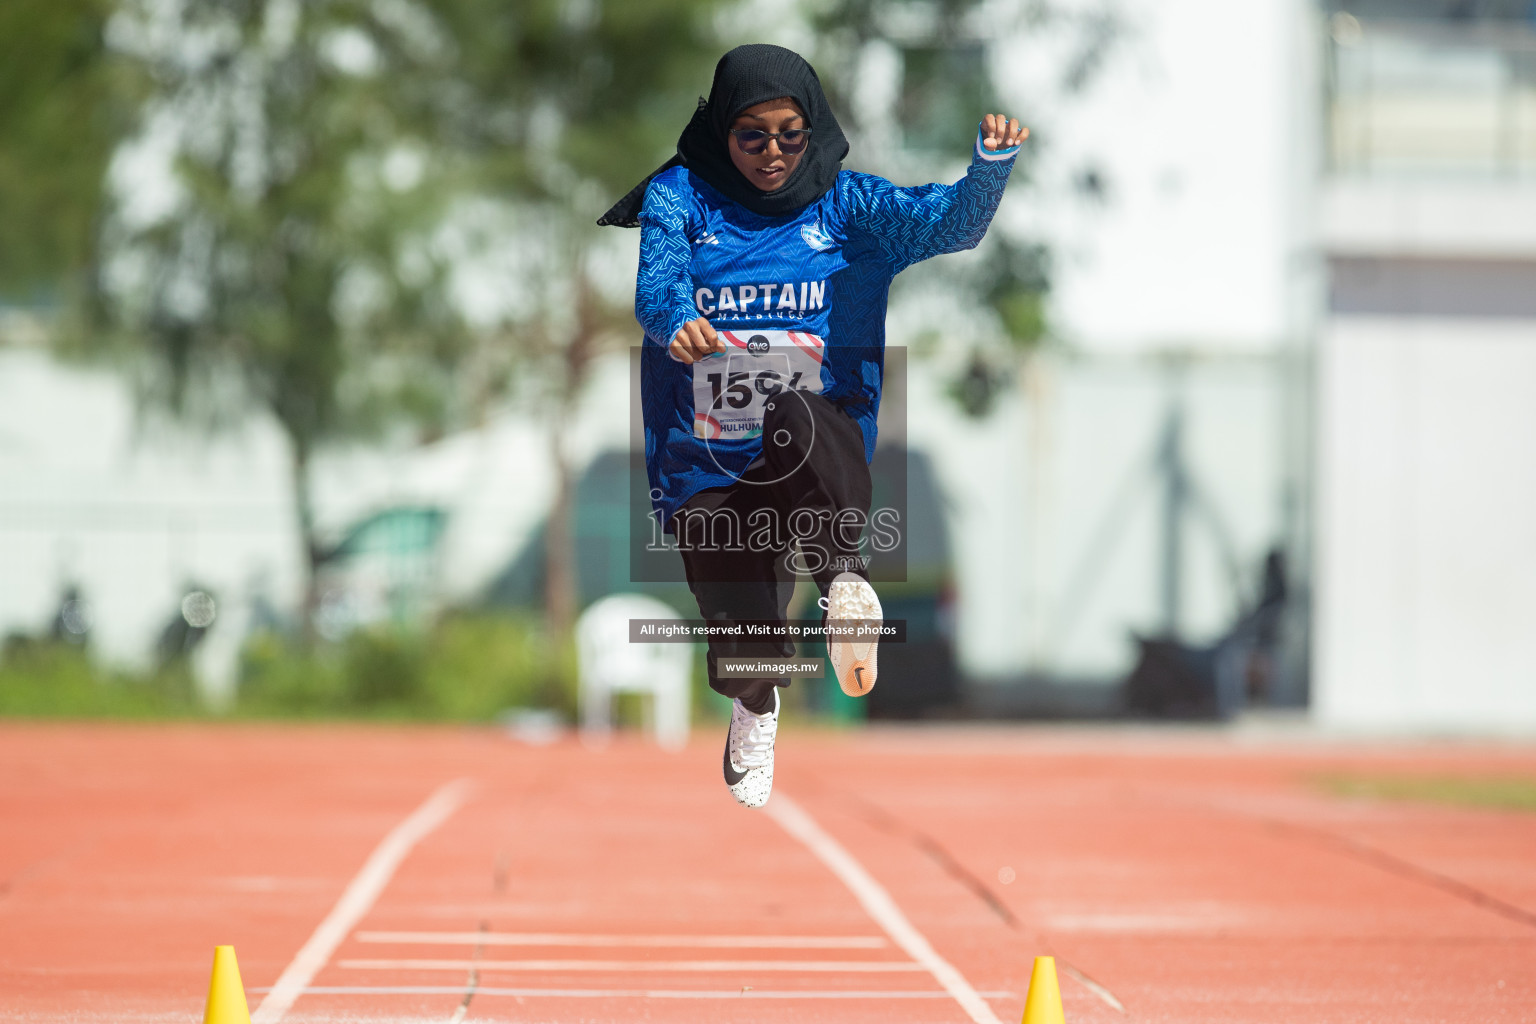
[1,721,1534,1023]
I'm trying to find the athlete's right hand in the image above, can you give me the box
[669,317,724,364]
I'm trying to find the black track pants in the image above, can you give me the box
[671,391,873,713]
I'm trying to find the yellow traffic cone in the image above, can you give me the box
[202,946,251,1024]
[1021,955,1065,1024]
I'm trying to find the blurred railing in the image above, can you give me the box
[1327,14,1536,178]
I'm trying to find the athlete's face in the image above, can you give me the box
[728,98,806,192]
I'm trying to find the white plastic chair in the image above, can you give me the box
[576,593,693,750]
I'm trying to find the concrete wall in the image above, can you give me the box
[907,352,1287,682]
[0,347,302,670]
[0,343,628,684]
[1315,316,1536,732]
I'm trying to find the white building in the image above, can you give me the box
[1312,10,1536,731]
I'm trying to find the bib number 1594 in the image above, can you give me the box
[692,330,825,441]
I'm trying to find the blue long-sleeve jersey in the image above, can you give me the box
[636,128,1017,526]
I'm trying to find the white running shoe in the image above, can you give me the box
[823,571,882,697]
[723,689,779,809]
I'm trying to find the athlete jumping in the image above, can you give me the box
[600,43,1024,808]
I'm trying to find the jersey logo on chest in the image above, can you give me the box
[800,222,835,252]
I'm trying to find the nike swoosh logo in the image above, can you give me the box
[722,734,747,786]
[853,666,865,693]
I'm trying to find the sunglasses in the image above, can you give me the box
[729,128,812,155]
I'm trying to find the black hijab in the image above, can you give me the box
[597,44,849,227]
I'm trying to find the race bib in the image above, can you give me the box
[692,330,825,440]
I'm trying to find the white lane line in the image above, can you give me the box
[339,958,925,972]
[443,920,487,1024]
[251,779,476,1024]
[1061,962,1127,1013]
[354,931,887,949]
[765,793,1006,1024]
[255,985,1018,1000]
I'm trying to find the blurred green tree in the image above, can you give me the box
[88,0,475,640]
[0,0,141,298]
[86,0,728,640]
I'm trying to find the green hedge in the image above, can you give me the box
[0,613,858,726]
[0,614,577,722]
[238,613,578,720]
[0,640,197,718]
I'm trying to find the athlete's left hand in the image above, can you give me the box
[981,113,1028,151]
